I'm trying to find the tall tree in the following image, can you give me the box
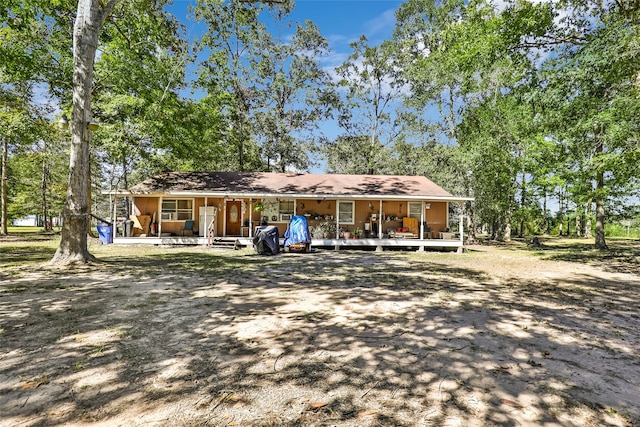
[0,84,43,235]
[194,0,292,171]
[91,0,194,211]
[51,0,122,264]
[394,0,552,240]
[333,36,406,175]
[253,19,335,172]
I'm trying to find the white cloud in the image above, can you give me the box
[362,8,397,38]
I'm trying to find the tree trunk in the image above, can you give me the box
[584,200,593,239]
[593,131,608,249]
[465,200,476,243]
[502,212,512,242]
[519,173,526,238]
[542,186,548,235]
[41,150,49,231]
[51,0,120,264]
[1,138,7,236]
[557,193,564,237]
[594,176,608,249]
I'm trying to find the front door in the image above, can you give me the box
[225,200,242,236]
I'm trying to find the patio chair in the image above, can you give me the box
[180,220,195,236]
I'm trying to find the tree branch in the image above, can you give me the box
[99,0,122,28]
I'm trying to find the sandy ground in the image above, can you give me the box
[0,240,639,426]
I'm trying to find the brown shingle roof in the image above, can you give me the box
[126,171,462,200]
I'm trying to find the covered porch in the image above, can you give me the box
[103,172,473,252]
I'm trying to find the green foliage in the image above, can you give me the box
[3,0,638,252]
[324,135,397,175]
[253,19,335,172]
[606,222,640,239]
[393,0,639,247]
[331,37,406,174]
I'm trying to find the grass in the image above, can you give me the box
[7,226,50,234]
[524,237,640,274]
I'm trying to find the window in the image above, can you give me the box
[278,200,295,221]
[408,202,422,219]
[259,199,295,222]
[161,199,193,221]
[338,201,354,224]
[278,200,294,215]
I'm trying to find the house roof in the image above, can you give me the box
[116,171,471,201]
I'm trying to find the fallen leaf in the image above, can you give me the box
[357,409,378,419]
[307,402,328,411]
[500,398,523,409]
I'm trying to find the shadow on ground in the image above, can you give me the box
[0,243,638,426]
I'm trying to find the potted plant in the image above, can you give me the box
[311,220,335,239]
[341,228,351,239]
[352,227,363,239]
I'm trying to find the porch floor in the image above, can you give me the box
[110,236,464,251]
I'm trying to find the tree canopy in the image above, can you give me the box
[1,0,638,256]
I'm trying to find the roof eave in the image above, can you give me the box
[104,189,473,202]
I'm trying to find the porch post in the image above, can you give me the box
[112,194,117,241]
[158,196,163,237]
[222,199,226,237]
[458,212,464,254]
[335,199,340,251]
[249,199,253,238]
[204,197,208,242]
[420,201,425,239]
[378,200,383,238]
[335,199,340,236]
[446,202,450,230]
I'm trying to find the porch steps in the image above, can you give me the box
[208,237,244,250]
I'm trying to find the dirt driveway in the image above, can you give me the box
[1,239,639,426]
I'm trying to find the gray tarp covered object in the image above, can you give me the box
[253,226,280,255]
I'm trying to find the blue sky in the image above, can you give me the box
[169,0,404,55]
[168,0,405,80]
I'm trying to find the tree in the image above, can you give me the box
[50,0,122,264]
[91,0,194,216]
[325,135,397,175]
[0,84,43,235]
[537,5,640,249]
[253,20,335,172]
[394,0,551,240]
[194,0,293,172]
[333,36,406,175]
[6,119,68,231]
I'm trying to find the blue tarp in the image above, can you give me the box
[283,215,311,248]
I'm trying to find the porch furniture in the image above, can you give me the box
[180,220,195,236]
[403,217,419,234]
[130,214,151,236]
[439,232,454,239]
[389,231,419,239]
